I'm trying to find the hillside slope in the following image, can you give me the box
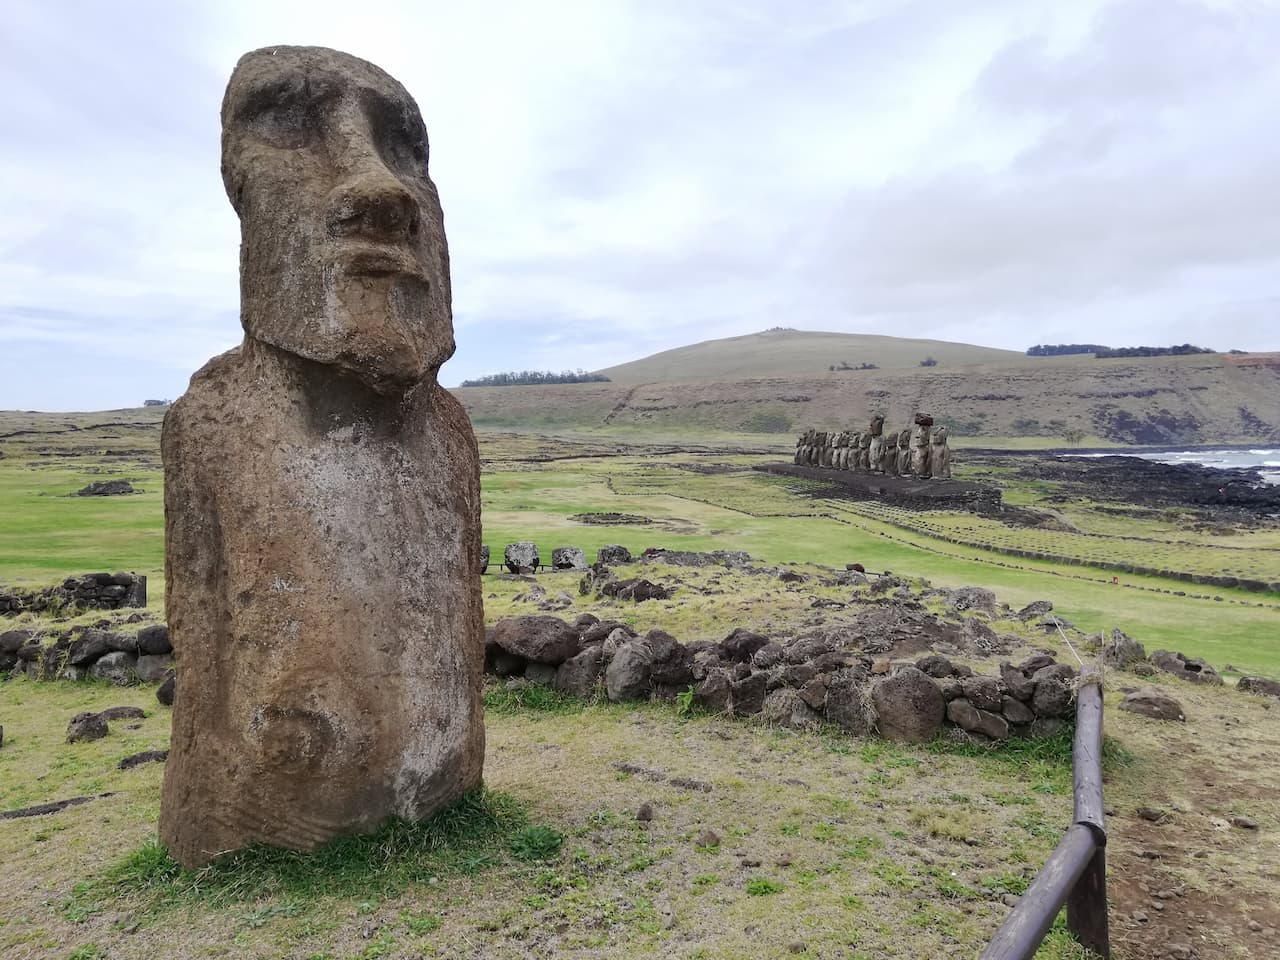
[456,352,1280,444]
[595,329,1024,383]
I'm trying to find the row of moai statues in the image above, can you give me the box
[793,414,952,480]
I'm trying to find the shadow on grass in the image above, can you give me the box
[65,787,531,918]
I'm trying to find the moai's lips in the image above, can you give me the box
[338,243,423,279]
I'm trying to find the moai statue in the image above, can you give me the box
[880,428,898,475]
[832,431,846,470]
[794,432,805,465]
[160,47,484,868]
[858,430,873,472]
[930,425,952,480]
[848,432,862,471]
[867,414,886,474]
[910,414,934,477]
[822,430,836,468]
[896,428,912,476]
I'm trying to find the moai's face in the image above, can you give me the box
[222,46,453,393]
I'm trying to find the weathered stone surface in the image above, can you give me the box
[159,47,485,869]
[90,651,138,685]
[1001,696,1035,725]
[960,675,1002,712]
[156,672,176,706]
[600,578,672,601]
[491,616,580,665]
[1102,628,1146,669]
[719,628,769,663]
[136,654,175,683]
[823,667,871,732]
[693,667,731,712]
[523,662,557,686]
[606,639,653,701]
[0,630,34,654]
[761,688,821,730]
[947,698,1010,739]
[580,619,631,646]
[1150,650,1223,685]
[871,667,944,743]
[646,630,694,687]
[1031,664,1075,717]
[479,544,489,574]
[915,654,955,679]
[552,547,587,570]
[784,637,832,664]
[136,624,172,656]
[67,712,108,743]
[1016,600,1053,621]
[596,544,632,564]
[67,630,113,667]
[100,705,146,721]
[1000,661,1035,701]
[78,479,135,496]
[504,542,540,573]
[751,642,785,670]
[1119,688,1185,721]
[948,586,996,614]
[798,676,828,711]
[729,671,769,716]
[1237,676,1280,700]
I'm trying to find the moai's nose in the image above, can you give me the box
[326,172,420,245]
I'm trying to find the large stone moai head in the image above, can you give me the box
[869,414,884,437]
[222,46,453,393]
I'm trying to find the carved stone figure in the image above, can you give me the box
[866,415,884,473]
[160,46,484,868]
[910,414,933,477]
[896,429,912,476]
[880,429,898,475]
[794,432,805,465]
[858,431,873,472]
[821,430,835,468]
[930,426,952,480]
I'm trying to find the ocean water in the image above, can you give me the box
[1072,449,1280,485]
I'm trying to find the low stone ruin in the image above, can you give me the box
[1,623,172,683]
[485,613,1079,742]
[76,480,136,497]
[0,572,147,616]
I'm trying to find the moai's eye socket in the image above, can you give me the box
[239,78,325,150]
[366,95,427,177]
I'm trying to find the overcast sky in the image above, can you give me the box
[2,0,1278,410]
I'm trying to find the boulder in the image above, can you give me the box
[136,624,172,656]
[1149,650,1223,686]
[761,689,821,730]
[0,629,33,654]
[89,651,139,685]
[871,667,945,743]
[1102,628,1146,669]
[1016,600,1054,620]
[1000,661,1035,701]
[136,654,175,683]
[596,544,632,564]
[693,667,731,712]
[67,630,113,667]
[1237,676,1280,700]
[946,698,1010,739]
[491,616,581,665]
[1119,688,1185,722]
[100,705,146,721]
[783,663,819,688]
[1031,664,1075,718]
[646,630,694,687]
[77,479,135,496]
[479,544,490,574]
[915,654,955,679]
[605,639,653,701]
[552,547,587,570]
[523,663,557,686]
[504,541,540,573]
[67,712,108,742]
[824,668,872,735]
[784,637,833,665]
[156,672,175,706]
[1001,696,1035,725]
[948,587,996,614]
[720,628,770,663]
[728,671,769,716]
[960,675,1003,712]
[1018,654,1056,674]
[798,676,828,711]
[581,619,633,646]
[751,642,785,670]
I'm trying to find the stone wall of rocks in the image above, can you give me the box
[1,623,172,685]
[485,613,1080,742]
[0,572,147,616]
[484,543,630,575]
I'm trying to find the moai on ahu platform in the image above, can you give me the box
[867,414,886,474]
[930,425,953,480]
[910,414,933,478]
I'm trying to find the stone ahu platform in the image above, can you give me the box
[754,463,1002,510]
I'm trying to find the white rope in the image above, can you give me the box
[1055,618,1085,667]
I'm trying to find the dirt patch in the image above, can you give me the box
[569,512,654,525]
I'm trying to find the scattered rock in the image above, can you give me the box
[89,651,139,686]
[694,829,721,848]
[119,749,169,770]
[554,647,603,698]
[156,672,175,706]
[1016,600,1053,620]
[1150,649,1223,685]
[1237,676,1280,700]
[100,706,145,721]
[596,544,632,564]
[1119,688,1185,722]
[605,639,653,701]
[915,654,955,679]
[636,802,654,822]
[551,546,586,570]
[504,541,540,573]
[135,624,172,656]
[77,480,135,497]
[1137,806,1169,823]
[719,628,770,663]
[67,712,109,743]
[1229,815,1258,830]
[1102,627,1146,669]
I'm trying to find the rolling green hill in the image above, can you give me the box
[595,328,1025,383]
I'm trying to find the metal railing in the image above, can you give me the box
[981,665,1109,959]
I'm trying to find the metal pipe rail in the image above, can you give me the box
[981,665,1110,959]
